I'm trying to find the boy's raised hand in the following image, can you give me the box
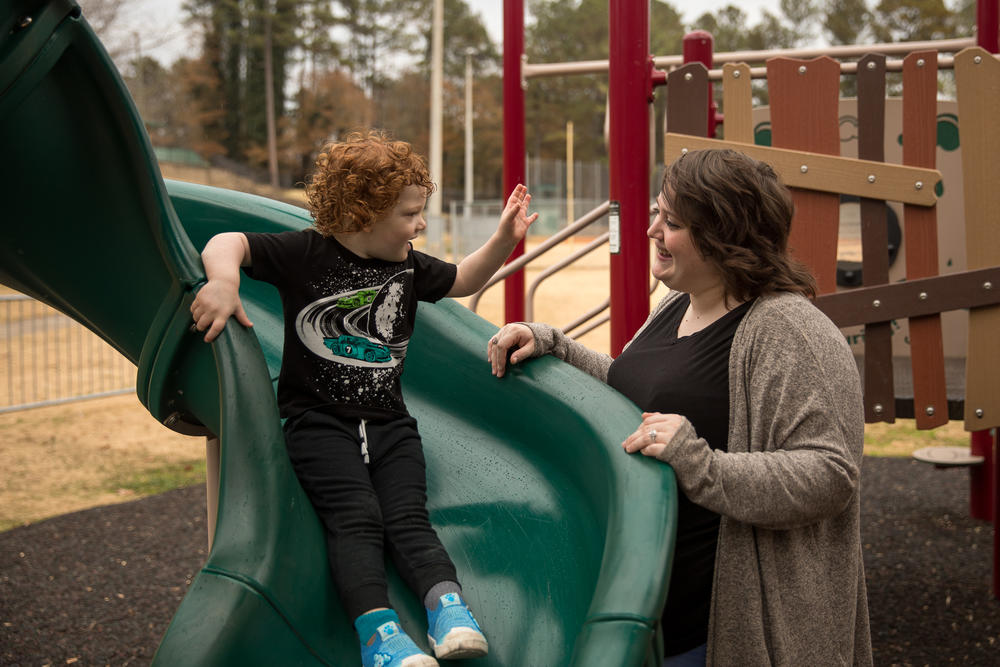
[499,184,538,241]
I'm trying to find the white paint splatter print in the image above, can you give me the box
[375,282,404,339]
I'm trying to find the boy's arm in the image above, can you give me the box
[447,184,538,297]
[190,232,253,343]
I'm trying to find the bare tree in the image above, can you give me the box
[77,0,186,70]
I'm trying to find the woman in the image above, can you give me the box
[487,149,872,666]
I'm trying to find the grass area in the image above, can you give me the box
[0,394,204,532]
[863,418,970,457]
[107,459,207,497]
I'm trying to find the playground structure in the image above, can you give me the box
[2,0,999,664]
[1,1,677,665]
[474,0,1000,602]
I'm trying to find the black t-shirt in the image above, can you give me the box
[243,229,457,421]
[607,293,752,656]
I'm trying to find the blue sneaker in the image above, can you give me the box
[426,593,488,660]
[360,620,439,667]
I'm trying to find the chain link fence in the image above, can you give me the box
[448,158,610,260]
[1,294,135,414]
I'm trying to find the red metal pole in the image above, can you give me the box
[994,429,999,599]
[977,0,999,52]
[608,0,651,356]
[970,429,994,521]
[682,30,718,138]
[502,0,526,323]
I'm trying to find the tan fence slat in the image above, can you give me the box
[857,53,895,423]
[902,50,948,429]
[721,63,753,143]
[662,135,940,207]
[956,47,1000,430]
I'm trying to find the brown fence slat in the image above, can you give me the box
[815,267,1000,326]
[902,50,948,429]
[721,63,753,143]
[766,57,842,295]
[666,63,709,139]
[955,47,1000,430]
[857,53,894,423]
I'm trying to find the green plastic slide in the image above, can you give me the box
[0,3,678,664]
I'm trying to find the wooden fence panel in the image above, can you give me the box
[767,57,842,295]
[666,63,709,139]
[955,47,1000,431]
[902,51,949,429]
[857,53,895,423]
[721,63,753,143]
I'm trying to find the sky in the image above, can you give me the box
[124,0,784,67]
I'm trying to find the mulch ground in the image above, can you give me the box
[1,456,997,666]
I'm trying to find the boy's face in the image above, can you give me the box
[362,185,428,262]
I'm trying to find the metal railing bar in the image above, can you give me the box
[467,201,610,313]
[562,278,662,339]
[526,233,610,321]
[563,300,610,336]
[0,388,136,415]
[523,38,977,79]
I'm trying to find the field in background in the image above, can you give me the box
[0,168,971,531]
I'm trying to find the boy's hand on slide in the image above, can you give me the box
[190,280,253,343]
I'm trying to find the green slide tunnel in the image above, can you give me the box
[0,3,678,665]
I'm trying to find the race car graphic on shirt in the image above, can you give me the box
[335,289,378,310]
[323,334,392,363]
[294,270,411,368]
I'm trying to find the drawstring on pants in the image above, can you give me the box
[358,418,370,464]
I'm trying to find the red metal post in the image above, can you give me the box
[977,0,999,52]
[970,429,994,521]
[608,0,651,356]
[993,429,1000,599]
[502,0,526,323]
[682,30,718,138]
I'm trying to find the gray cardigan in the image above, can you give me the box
[525,290,873,666]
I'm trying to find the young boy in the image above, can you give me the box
[190,130,537,667]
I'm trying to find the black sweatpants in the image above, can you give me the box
[282,409,458,620]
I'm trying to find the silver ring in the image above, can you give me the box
[491,337,498,345]
[648,429,657,444]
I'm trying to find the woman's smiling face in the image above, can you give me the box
[647,190,722,295]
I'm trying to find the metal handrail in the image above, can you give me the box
[684,37,975,66]
[467,201,611,313]
[523,37,977,79]
[562,277,662,340]
[525,233,609,321]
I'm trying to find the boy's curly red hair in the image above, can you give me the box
[305,130,436,235]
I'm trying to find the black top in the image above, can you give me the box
[607,293,753,656]
[244,229,456,421]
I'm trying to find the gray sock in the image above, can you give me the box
[424,581,462,610]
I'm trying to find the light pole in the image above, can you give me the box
[464,48,474,220]
[428,0,444,255]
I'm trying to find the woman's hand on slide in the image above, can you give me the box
[487,324,535,377]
